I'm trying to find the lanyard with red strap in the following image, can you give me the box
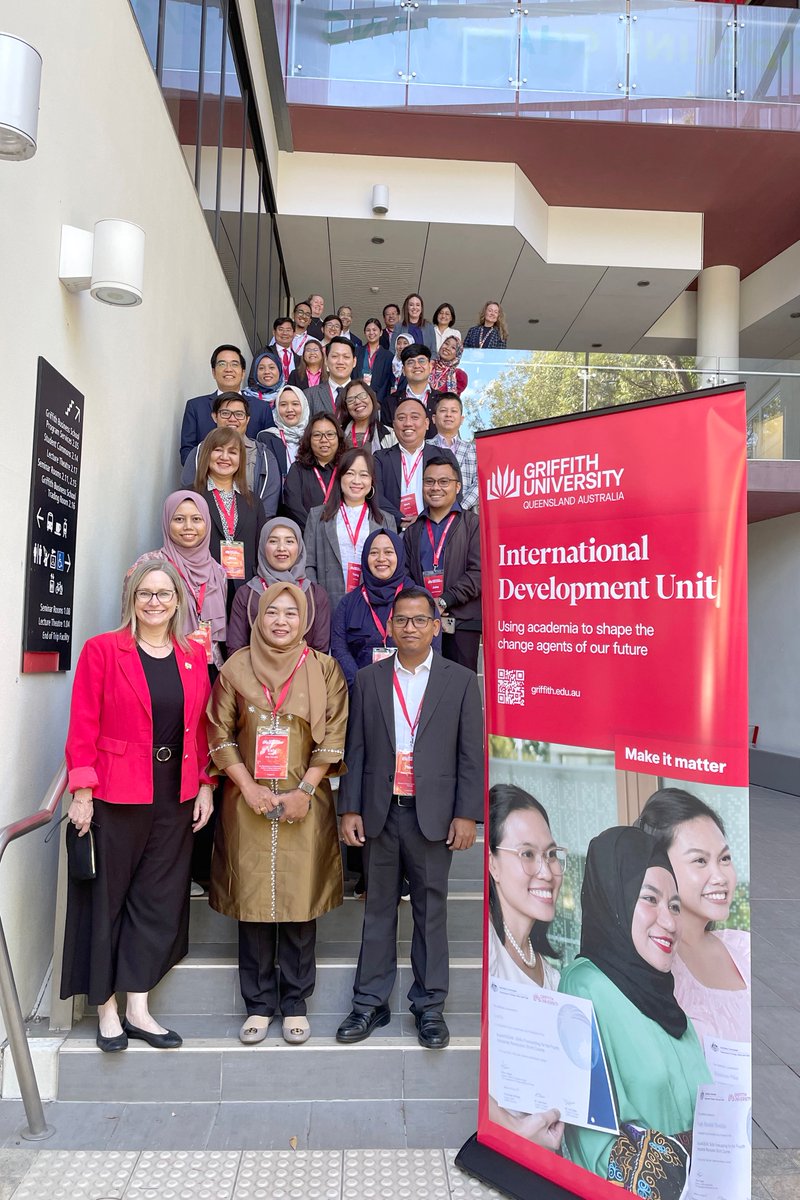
[340,503,368,547]
[350,426,368,448]
[393,669,425,742]
[426,512,457,570]
[361,583,402,646]
[313,466,337,502]
[367,347,378,370]
[166,558,207,616]
[401,449,424,492]
[212,489,237,539]
[262,647,309,717]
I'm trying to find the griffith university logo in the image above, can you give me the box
[486,465,521,501]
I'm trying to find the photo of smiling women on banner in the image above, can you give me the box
[559,826,711,1195]
[486,784,566,1151]
[635,787,751,1047]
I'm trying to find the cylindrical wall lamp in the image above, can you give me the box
[91,220,145,306]
[371,185,389,215]
[0,33,42,160]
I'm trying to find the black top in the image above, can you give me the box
[137,647,184,746]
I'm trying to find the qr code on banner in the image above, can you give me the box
[497,668,525,705]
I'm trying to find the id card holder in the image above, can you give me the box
[362,371,372,385]
[394,749,415,795]
[372,646,395,663]
[254,724,290,780]
[399,493,419,521]
[190,620,213,664]
[346,561,362,592]
[423,571,444,598]
[220,540,246,579]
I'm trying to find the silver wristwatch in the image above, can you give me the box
[298,780,315,798]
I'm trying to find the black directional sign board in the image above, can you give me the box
[23,358,84,671]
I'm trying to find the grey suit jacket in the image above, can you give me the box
[304,505,397,612]
[304,382,344,418]
[338,653,484,841]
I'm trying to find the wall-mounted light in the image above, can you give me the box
[59,220,145,307]
[0,33,42,160]
[371,185,389,215]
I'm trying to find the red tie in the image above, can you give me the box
[283,350,291,377]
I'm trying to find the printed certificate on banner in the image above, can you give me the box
[489,978,618,1135]
[689,1087,751,1200]
[703,1037,751,1091]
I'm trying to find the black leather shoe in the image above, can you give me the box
[96,1028,128,1053]
[122,1017,182,1049]
[415,1011,450,1049]
[336,1005,391,1044]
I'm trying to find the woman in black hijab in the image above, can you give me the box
[559,826,710,1193]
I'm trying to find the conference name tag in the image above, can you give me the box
[189,620,213,663]
[423,570,444,598]
[394,749,415,795]
[399,493,419,520]
[220,540,245,579]
[346,561,362,592]
[254,728,290,780]
[372,646,395,663]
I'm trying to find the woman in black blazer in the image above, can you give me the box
[356,319,394,415]
[282,412,345,533]
[192,428,266,616]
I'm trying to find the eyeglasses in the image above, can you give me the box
[311,431,337,441]
[391,614,435,629]
[135,589,176,604]
[494,846,568,876]
[218,409,247,420]
[347,392,371,404]
[215,360,242,370]
[424,476,458,489]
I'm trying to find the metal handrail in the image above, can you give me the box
[0,760,68,1141]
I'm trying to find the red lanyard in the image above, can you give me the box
[340,503,368,547]
[393,669,425,738]
[426,513,457,570]
[350,426,370,448]
[367,347,378,369]
[166,559,206,615]
[401,449,424,491]
[282,349,292,375]
[262,647,309,717]
[295,333,309,353]
[361,583,402,645]
[212,489,237,538]
[313,466,336,502]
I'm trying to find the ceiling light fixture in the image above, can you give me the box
[637,280,650,287]
[371,237,384,245]
[592,343,603,348]
[0,33,42,160]
[791,312,800,319]
[528,318,540,324]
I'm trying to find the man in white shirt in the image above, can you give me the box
[291,301,314,355]
[375,398,458,528]
[431,393,478,510]
[304,336,356,417]
[337,305,363,351]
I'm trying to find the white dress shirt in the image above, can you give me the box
[393,649,433,756]
[399,443,425,514]
[335,502,370,588]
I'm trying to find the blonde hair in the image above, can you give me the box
[477,300,508,343]
[119,560,190,649]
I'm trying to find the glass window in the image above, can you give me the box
[162,0,203,175]
[130,0,160,67]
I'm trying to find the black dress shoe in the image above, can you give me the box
[336,1005,391,1044]
[415,1011,450,1049]
[96,1028,128,1053]
[122,1017,182,1049]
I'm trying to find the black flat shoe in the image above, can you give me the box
[336,1005,391,1044]
[96,1028,128,1053]
[122,1017,182,1049]
[415,1010,449,1049]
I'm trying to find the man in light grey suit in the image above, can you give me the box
[304,337,355,418]
[336,586,484,1050]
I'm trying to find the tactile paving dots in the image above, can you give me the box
[343,1149,450,1200]
[235,1150,342,1199]
[444,1149,504,1199]
[10,1150,138,1199]
[125,1150,240,1200]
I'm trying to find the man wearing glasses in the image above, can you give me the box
[181,393,280,518]
[404,455,482,673]
[336,585,484,1050]
[179,344,249,466]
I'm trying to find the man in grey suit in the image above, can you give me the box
[336,586,484,1049]
[304,337,356,417]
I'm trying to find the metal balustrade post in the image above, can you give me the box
[0,916,54,1140]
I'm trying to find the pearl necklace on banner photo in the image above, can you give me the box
[503,922,536,969]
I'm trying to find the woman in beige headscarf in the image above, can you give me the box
[207,582,348,1045]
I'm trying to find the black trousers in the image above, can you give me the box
[60,759,192,1006]
[353,802,452,1016]
[238,920,317,1017]
[442,628,481,674]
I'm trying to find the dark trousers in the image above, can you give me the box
[238,920,317,1017]
[353,802,452,1015]
[442,628,481,674]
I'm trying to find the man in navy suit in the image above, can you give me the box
[179,344,247,465]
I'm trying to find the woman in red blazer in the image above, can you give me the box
[62,561,213,1053]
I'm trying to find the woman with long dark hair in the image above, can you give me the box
[431,302,461,351]
[389,293,437,354]
[287,339,327,391]
[336,379,394,454]
[282,413,345,532]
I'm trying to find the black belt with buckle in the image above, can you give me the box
[392,794,416,807]
[154,744,180,763]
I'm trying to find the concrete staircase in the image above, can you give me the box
[55,840,485,1148]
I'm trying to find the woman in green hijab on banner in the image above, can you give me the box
[559,826,711,1197]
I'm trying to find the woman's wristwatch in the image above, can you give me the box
[298,780,315,799]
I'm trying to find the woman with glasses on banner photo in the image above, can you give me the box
[559,825,711,1192]
[636,787,751,1047]
[486,782,568,1151]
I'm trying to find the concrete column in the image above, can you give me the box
[696,265,741,370]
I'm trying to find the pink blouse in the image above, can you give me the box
[672,928,751,1045]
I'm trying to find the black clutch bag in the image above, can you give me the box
[45,814,97,881]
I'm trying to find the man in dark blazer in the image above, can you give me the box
[337,305,363,352]
[179,344,247,465]
[375,397,458,529]
[336,586,484,1049]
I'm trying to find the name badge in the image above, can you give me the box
[423,571,444,598]
[372,646,395,663]
[220,540,245,579]
[346,561,362,593]
[189,620,213,664]
[394,749,415,795]
[362,371,372,385]
[399,493,419,521]
[254,727,290,780]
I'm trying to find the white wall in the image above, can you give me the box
[0,0,247,1031]
[748,513,800,758]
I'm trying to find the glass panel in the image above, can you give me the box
[407,2,518,112]
[200,0,226,238]
[737,8,800,104]
[518,0,628,111]
[162,0,203,159]
[239,142,260,352]
[630,0,736,100]
[130,0,161,67]
[254,205,273,352]
[286,0,410,108]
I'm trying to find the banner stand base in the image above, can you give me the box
[455,1134,574,1199]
